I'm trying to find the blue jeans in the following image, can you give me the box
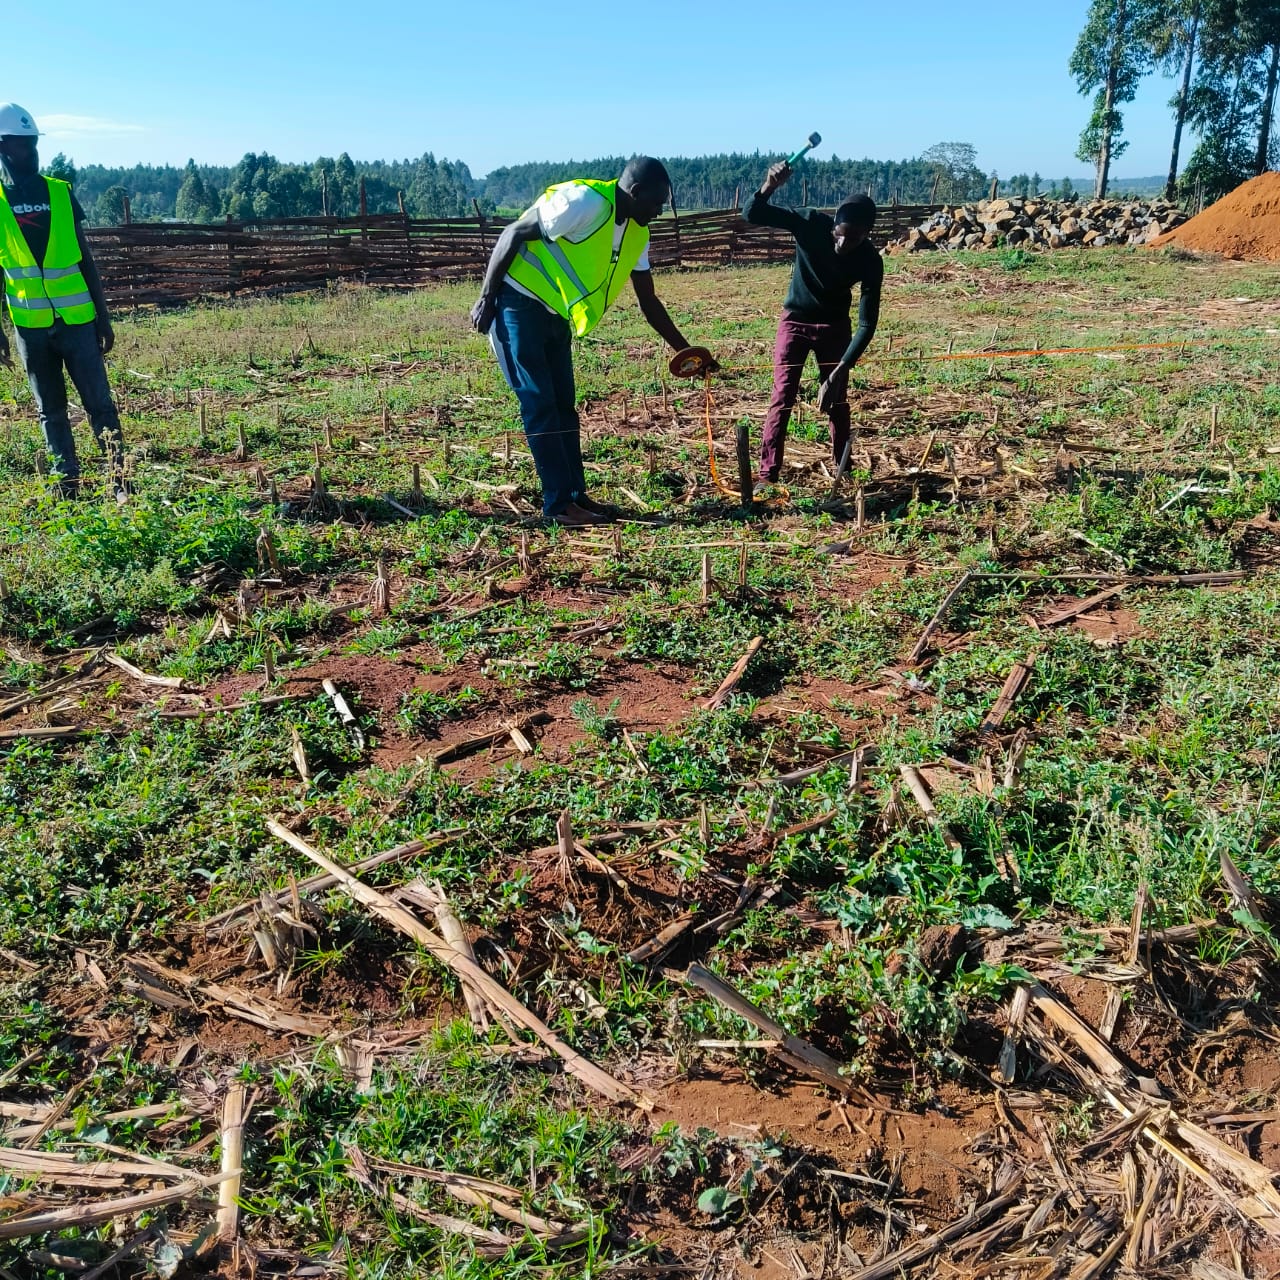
[488,285,585,517]
[14,318,123,483]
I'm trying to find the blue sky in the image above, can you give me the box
[11,1,1187,181]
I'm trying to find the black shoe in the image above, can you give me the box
[576,494,619,518]
[547,501,607,528]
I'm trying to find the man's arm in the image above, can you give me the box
[743,161,807,234]
[840,279,881,369]
[818,280,882,414]
[469,207,543,333]
[74,221,114,355]
[630,269,700,354]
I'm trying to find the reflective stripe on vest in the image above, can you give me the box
[506,179,649,337]
[9,290,93,310]
[0,178,97,328]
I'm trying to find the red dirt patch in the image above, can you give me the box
[1071,605,1146,645]
[645,1068,1017,1277]
[1150,171,1280,261]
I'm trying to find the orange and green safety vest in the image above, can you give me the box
[507,179,648,336]
[0,177,96,328]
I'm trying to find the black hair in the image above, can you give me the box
[620,155,672,199]
[835,194,877,229]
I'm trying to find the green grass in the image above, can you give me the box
[1,248,1279,1277]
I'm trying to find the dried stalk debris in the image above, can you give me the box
[266,820,648,1108]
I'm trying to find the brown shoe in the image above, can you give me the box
[548,501,606,528]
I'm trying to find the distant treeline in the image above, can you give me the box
[48,144,1165,227]
[478,152,984,211]
[54,152,479,226]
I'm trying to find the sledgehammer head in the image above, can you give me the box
[787,131,822,166]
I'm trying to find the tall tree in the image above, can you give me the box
[1182,0,1274,197]
[1152,0,1204,198]
[920,141,982,201]
[1070,0,1160,196]
[175,160,216,222]
[45,153,78,185]
[95,185,129,226]
[1240,0,1280,171]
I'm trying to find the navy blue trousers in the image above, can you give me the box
[488,285,586,517]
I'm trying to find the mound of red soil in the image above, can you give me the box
[1150,170,1280,260]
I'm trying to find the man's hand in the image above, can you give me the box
[760,161,792,197]
[97,319,115,356]
[817,364,849,415]
[470,293,497,335]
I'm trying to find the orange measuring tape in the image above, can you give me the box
[671,347,790,504]
[672,331,1248,504]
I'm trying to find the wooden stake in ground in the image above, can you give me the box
[234,422,248,462]
[704,636,762,710]
[735,423,753,506]
[700,552,712,604]
[265,821,647,1108]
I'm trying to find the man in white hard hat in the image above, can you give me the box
[0,103,124,498]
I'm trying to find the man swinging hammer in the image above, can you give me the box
[745,160,882,490]
[471,156,716,526]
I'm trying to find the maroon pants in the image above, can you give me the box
[759,311,852,480]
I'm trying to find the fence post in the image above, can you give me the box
[398,190,413,281]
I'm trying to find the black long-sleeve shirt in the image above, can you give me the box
[744,189,883,368]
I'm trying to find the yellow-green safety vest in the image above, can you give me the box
[0,177,97,328]
[507,179,648,336]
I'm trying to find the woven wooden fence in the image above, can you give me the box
[86,205,941,309]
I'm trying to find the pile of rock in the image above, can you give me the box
[887,195,1189,254]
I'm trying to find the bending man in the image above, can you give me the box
[745,161,882,489]
[0,104,124,498]
[472,156,714,526]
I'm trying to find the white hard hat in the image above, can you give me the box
[0,104,39,138]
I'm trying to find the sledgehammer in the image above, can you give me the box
[786,131,822,166]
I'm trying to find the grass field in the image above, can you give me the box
[0,246,1278,1279]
